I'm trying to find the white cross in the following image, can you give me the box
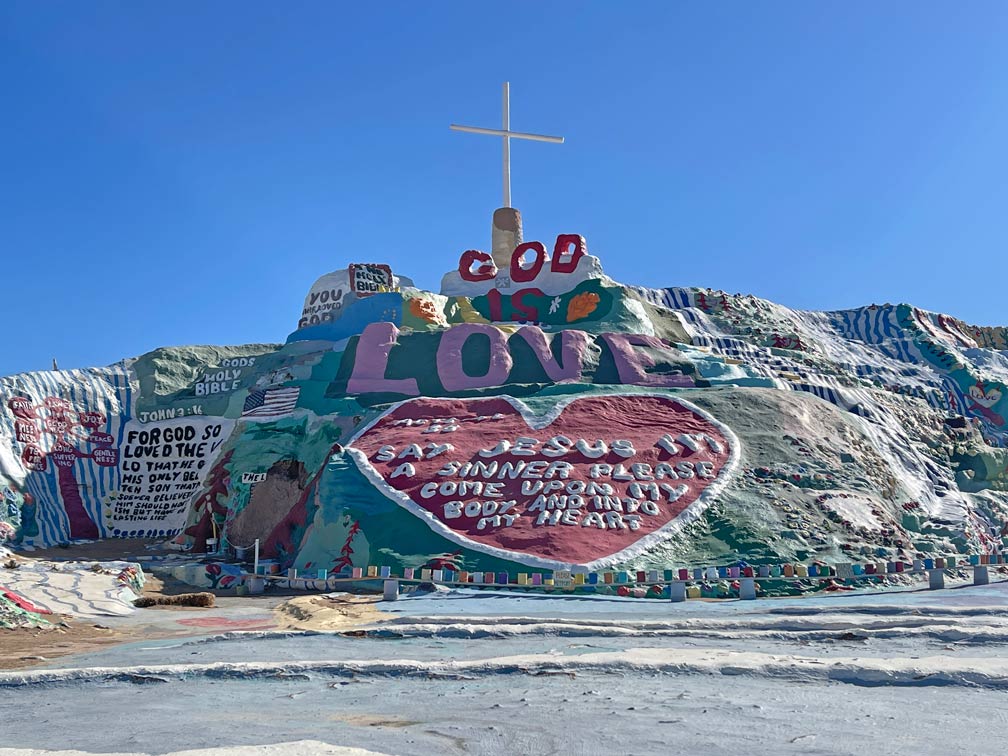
[450,82,564,209]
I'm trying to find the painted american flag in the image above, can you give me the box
[242,387,300,419]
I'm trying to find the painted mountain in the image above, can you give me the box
[2,235,1006,578]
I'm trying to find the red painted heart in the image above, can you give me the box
[347,393,739,569]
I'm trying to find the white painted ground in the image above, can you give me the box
[3,583,1008,754]
[0,559,141,617]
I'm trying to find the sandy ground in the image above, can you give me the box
[274,594,384,632]
[0,622,125,670]
[1,540,386,670]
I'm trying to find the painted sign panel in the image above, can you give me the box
[111,417,235,536]
[347,393,739,570]
[553,569,574,588]
[349,263,395,297]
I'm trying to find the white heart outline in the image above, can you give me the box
[346,391,741,571]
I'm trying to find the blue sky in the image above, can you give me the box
[2,3,1006,375]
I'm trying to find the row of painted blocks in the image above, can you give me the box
[275,554,1002,586]
[333,554,1001,586]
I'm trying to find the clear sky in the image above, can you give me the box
[2,3,1006,376]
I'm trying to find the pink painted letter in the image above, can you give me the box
[510,328,590,383]
[600,333,695,388]
[347,322,420,395]
[437,324,514,392]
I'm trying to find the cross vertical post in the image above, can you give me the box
[502,82,510,209]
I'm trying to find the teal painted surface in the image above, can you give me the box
[2,265,1007,576]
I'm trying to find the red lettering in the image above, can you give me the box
[93,447,119,467]
[14,420,38,443]
[551,234,586,274]
[7,397,36,419]
[21,444,46,472]
[487,288,504,321]
[511,288,544,322]
[458,250,496,282]
[455,233,588,286]
[78,411,106,429]
[510,241,547,283]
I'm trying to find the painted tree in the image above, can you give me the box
[7,395,113,540]
[183,449,234,551]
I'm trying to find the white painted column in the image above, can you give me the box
[928,569,945,590]
[670,582,686,602]
[974,565,990,585]
[383,579,400,601]
[740,577,757,600]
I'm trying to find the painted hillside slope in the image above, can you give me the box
[1,239,1006,577]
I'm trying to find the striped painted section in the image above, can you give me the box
[629,286,1008,446]
[0,363,134,545]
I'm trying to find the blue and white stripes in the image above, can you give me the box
[0,364,134,545]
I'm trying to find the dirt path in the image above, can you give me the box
[0,622,131,670]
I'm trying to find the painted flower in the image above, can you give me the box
[566,292,600,322]
[408,297,446,326]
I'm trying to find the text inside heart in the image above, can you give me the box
[347,393,738,568]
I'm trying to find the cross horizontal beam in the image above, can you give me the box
[450,124,564,144]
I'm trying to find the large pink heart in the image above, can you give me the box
[347,393,739,569]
